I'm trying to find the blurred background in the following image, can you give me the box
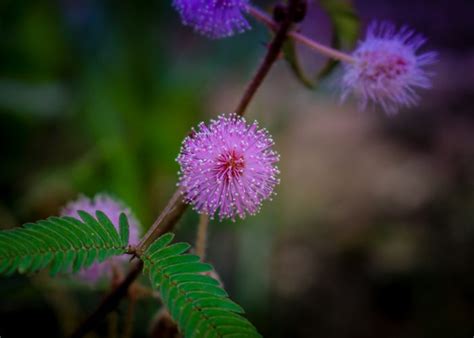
[1,0,473,337]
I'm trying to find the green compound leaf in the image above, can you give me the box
[141,234,262,338]
[0,211,129,276]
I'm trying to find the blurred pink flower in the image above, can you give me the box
[61,194,140,285]
[341,22,437,114]
[177,114,280,220]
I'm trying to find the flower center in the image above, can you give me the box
[360,50,410,81]
[215,149,245,182]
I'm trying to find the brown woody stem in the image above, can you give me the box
[235,1,299,116]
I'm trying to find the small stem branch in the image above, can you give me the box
[195,214,209,260]
[138,188,187,252]
[289,30,355,63]
[235,2,299,116]
[247,5,276,29]
[246,5,355,64]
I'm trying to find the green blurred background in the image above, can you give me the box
[1,0,474,337]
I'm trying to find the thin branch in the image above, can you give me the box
[235,3,297,116]
[195,214,209,260]
[289,29,355,64]
[138,188,187,252]
[246,5,355,64]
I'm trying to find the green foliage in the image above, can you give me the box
[285,0,360,88]
[0,211,129,276]
[0,211,261,336]
[141,233,262,338]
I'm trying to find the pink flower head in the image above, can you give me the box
[60,194,141,285]
[341,21,437,115]
[177,114,280,220]
[173,0,250,39]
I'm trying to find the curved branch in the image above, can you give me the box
[235,1,298,116]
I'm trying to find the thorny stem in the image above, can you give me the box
[195,214,210,260]
[70,2,303,337]
[246,5,355,64]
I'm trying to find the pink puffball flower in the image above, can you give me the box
[341,21,437,115]
[60,194,141,285]
[177,114,280,220]
[172,0,251,39]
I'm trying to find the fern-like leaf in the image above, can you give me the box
[141,233,262,338]
[0,211,129,276]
